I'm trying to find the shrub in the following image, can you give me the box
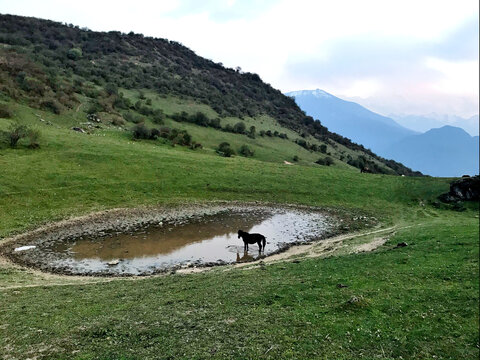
[1,124,28,148]
[132,123,151,139]
[316,156,335,166]
[0,104,13,118]
[239,144,254,157]
[111,116,126,127]
[233,121,246,134]
[67,47,82,60]
[152,109,165,124]
[190,142,203,150]
[293,155,299,162]
[124,112,143,124]
[40,99,62,114]
[159,126,171,138]
[216,142,235,157]
[105,83,118,96]
[209,118,221,129]
[150,128,160,139]
[248,125,256,138]
[320,144,327,153]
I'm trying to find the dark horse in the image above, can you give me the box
[238,230,266,252]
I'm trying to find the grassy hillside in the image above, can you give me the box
[0,13,421,175]
[0,99,446,237]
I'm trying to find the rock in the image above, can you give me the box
[395,242,408,248]
[348,296,360,304]
[86,113,101,123]
[337,283,349,288]
[72,127,85,133]
[14,245,36,252]
[439,175,479,202]
[107,259,120,266]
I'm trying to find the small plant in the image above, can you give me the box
[0,104,13,118]
[216,142,235,157]
[239,144,254,157]
[27,128,41,148]
[293,155,299,162]
[190,142,203,150]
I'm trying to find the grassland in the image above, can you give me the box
[0,99,478,359]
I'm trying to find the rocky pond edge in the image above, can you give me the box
[0,201,378,277]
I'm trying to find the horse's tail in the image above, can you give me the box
[262,236,266,251]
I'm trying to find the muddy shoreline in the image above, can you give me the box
[0,201,377,277]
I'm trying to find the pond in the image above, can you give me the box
[3,205,344,276]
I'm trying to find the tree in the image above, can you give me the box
[320,144,327,153]
[216,142,235,157]
[67,47,82,60]
[248,125,256,138]
[239,144,254,157]
[233,122,246,134]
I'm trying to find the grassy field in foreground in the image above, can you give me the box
[0,102,478,359]
[0,214,478,359]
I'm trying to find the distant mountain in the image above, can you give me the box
[383,126,479,177]
[390,113,479,137]
[286,89,417,154]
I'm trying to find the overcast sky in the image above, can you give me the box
[1,0,479,117]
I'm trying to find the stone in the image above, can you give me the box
[439,175,479,202]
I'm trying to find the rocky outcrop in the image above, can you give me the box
[439,175,479,202]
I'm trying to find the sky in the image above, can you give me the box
[1,0,479,118]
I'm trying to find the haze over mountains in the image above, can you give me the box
[389,113,479,137]
[288,89,479,177]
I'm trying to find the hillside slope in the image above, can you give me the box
[0,13,420,176]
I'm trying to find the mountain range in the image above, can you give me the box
[287,89,479,177]
[390,113,479,137]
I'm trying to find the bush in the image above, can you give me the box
[293,155,299,162]
[233,122,246,134]
[67,47,82,60]
[40,99,62,114]
[0,104,13,118]
[239,144,254,157]
[316,156,335,166]
[190,142,203,150]
[132,123,151,139]
[216,142,235,157]
[124,112,144,124]
[320,144,327,153]
[1,124,28,148]
[152,109,165,124]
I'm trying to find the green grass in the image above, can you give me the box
[0,100,478,359]
[0,215,477,359]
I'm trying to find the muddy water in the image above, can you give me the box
[8,208,333,275]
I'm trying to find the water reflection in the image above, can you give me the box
[45,209,328,275]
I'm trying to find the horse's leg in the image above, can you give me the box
[257,240,262,252]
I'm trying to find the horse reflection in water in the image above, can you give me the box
[236,251,255,263]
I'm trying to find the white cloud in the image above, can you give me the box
[1,0,478,116]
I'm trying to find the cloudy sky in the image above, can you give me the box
[2,0,479,117]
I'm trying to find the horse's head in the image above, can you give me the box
[237,230,244,238]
